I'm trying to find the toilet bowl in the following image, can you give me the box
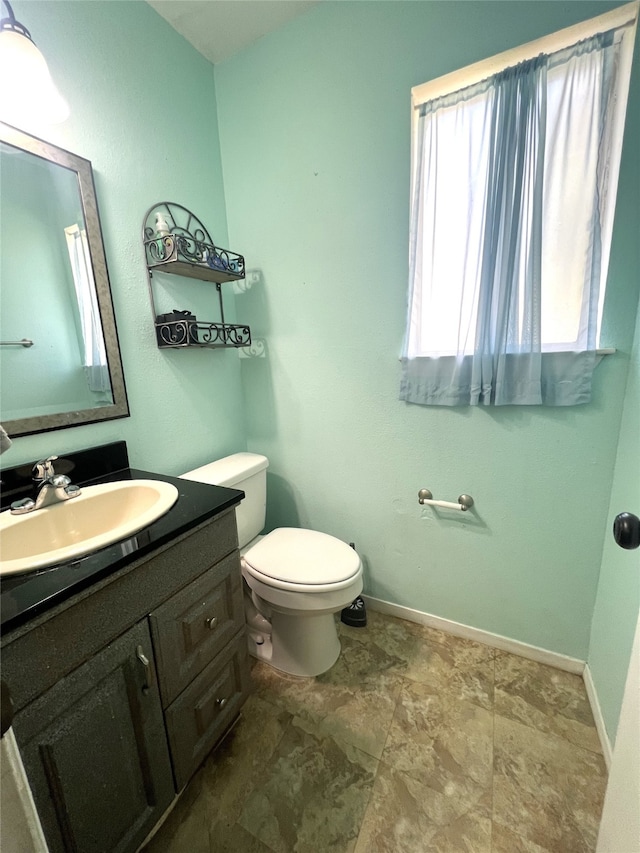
[181,454,363,677]
[241,527,362,676]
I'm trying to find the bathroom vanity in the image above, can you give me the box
[0,442,251,853]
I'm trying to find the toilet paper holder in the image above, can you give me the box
[418,489,474,512]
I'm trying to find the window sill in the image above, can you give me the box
[400,348,616,360]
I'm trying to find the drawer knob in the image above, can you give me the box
[205,616,218,630]
[216,697,228,711]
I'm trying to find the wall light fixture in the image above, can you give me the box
[0,0,69,126]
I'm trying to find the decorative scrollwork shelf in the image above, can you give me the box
[142,201,251,349]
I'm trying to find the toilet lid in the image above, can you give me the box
[243,528,361,586]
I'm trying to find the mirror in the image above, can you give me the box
[0,122,129,437]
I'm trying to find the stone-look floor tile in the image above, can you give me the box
[493,714,607,853]
[340,610,495,668]
[405,643,495,710]
[354,761,492,853]
[495,654,601,753]
[491,822,554,853]
[406,619,496,663]
[238,718,377,853]
[143,769,210,853]
[146,611,609,853]
[209,821,274,852]
[340,611,495,709]
[381,680,494,819]
[250,635,404,759]
[200,694,293,827]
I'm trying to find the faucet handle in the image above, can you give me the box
[50,474,81,500]
[50,474,71,488]
[33,455,59,483]
[10,497,36,515]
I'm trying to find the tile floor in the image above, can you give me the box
[143,610,608,853]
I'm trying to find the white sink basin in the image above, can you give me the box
[0,479,179,575]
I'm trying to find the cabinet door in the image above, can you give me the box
[13,620,174,853]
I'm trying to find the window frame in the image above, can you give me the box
[409,1,638,353]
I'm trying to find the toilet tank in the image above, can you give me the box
[180,453,268,549]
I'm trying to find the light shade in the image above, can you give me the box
[0,23,69,126]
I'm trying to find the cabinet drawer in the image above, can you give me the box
[150,551,244,708]
[165,630,251,790]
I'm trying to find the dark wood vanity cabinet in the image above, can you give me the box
[14,620,173,853]
[2,509,251,853]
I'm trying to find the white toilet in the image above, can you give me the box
[181,453,363,677]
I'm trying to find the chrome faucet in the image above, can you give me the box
[10,455,82,515]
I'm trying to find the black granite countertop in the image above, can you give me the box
[0,443,243,636]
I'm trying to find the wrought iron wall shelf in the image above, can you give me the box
[142,201,251,350]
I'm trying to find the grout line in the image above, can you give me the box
[351,752,381,852]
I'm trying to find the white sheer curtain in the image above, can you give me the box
[65,224,111,396]
[401,27,629,406]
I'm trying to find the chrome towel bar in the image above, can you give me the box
[0,338,33,347]
[418,489,474,512]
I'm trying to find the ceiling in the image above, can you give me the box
[146,0,320,65]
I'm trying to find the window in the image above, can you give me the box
[65,224,111,397]
[401,3,637,406]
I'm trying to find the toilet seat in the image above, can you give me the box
[242,527,361,592]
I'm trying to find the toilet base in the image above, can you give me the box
[245,609,342,677]
[271,610,342,676]
[246,629,273,665]
[241,555,362,677]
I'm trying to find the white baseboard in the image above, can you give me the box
[583,664,613,769]
[362,595,586,674]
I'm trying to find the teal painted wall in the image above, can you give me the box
[588,294,640,744]
[215,1,640,660]
[1,0,247,474]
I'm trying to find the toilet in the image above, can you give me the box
[181,453,363,677]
